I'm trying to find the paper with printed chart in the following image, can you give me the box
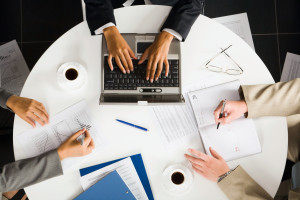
[280,52,300,82]
[214,13,255,50]
[0,40,30,95]
[80,157,148,200]
[188,80,261,161]
[18,100,106,171]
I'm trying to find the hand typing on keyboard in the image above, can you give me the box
[104,56,179,90]
[138,31,174,83]
[103,26,137,74]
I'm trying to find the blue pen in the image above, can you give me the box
[116,119,148,132]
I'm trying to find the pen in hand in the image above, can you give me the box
[77,129,86,145]
[217,100,226,130]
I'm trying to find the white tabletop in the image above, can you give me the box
[13,5,287,200]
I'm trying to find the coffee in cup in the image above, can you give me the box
[65,68,78,81]
[57,62,88,91]
[171,171,184,185]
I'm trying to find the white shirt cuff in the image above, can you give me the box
[162,28,183,41]
[94,22,116,35]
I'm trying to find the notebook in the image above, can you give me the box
[75,170,135,200]
[188,80,261,161]
[80,154,154,200]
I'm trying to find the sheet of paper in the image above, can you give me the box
[18,100,106,171]
[0,40,30,95]
[199,118,261,161]
[188,80,261,161]
[280,52,300,82]
[80,157,148,200]
[214,13,255,50]
[152,77,218,148]
[188,80,241,127]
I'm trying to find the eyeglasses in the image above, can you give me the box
[205,45,243,75]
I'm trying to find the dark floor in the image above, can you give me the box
[0,0,83,70]
[0,0,299,190]
[1,0,299,79]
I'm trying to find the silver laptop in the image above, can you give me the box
[100,33,184,105]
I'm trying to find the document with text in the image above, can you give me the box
[281,52,300,82]
[152,77,218,148]
[214,13,255,50]
[18,100,106,171]
[188,80,261,161]
[80,157,148,200]
[0,40,30,95]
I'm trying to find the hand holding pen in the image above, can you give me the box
[217,100,226,129]
[57,128,95,160]
[213,100,248,126]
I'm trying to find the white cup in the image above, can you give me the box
[162,164,193,194]
[57,62,88,91]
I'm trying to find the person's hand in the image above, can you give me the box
[138,31,174,83]
[103,26,137,74]
[214,100,248,125]
[185,147,230,182]
[57,128,95,160]
[6,95,49,127]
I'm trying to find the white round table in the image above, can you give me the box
[13,5,287,200]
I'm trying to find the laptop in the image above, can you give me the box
[100,33,185,105]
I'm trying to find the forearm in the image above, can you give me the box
[218,166,272,200]
[161,0,204,41]
[0,150,63,192]
[84,0,115,35]
[241,78,300,118]
[0,88,13,109]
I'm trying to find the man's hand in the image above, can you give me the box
[138,31,174,83]
[103,26,137,74]
[6,95,49,127]
[57,128,95,160]
[214,100,248,125]
[185,147,230,182]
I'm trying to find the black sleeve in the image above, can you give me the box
[84,0,116,35]
[160,0,205,41]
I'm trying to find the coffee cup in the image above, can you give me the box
[162,164,193,194]
[57,62,87,91]
[171,170,185,185]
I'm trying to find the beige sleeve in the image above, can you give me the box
[218,166,273,200]
[289,187,300,200]
[241,78,300,118]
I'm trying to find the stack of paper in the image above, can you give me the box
[75,170,135,200]
[188,80,261,161]
[0,40,30,95]
[214,13,255,50]
[79,154,153,200]
[281,52,300,82]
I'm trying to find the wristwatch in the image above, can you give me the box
[218,169,233,183]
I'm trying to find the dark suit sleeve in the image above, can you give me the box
[0,150,63,193]
[160,0,204,41]
[0,88,13,109]
[84,0,116,35]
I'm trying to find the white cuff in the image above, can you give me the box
[123,0,135,6]
[94,22,116,35]
[162,28,183,41]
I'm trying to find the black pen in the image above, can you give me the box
[217,100,226,129]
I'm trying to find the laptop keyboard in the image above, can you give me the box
[104,56,179,90]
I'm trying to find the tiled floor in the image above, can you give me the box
[1,0,299,79]
[0,0,83,70]
[205,0,300,82]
